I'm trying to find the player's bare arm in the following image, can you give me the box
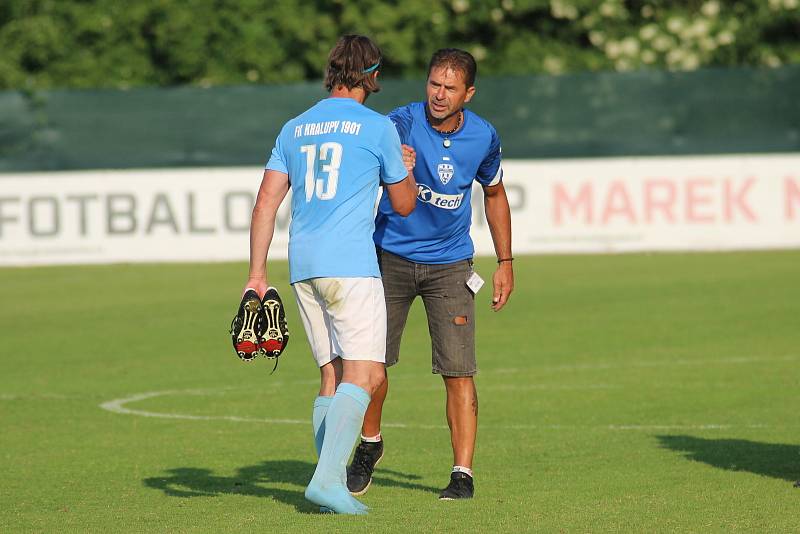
[245,169,290,297]
[483,181,514,311]
[384,156,417,217]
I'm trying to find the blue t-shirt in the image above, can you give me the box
[374,102,503,264]
[266,97,407,283]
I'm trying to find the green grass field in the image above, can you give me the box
[2,251,799,532]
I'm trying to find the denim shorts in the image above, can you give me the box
[377,248,476,376]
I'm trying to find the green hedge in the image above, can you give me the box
[1,0,799,90]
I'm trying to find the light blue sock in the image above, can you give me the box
[312,396,332,458]
[305,382,371,514]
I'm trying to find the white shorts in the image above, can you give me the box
[292,277,387,367]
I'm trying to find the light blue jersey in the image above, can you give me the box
[374,102,503,264]
[267,97,407,283]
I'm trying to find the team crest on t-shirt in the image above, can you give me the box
[437,163,454,185]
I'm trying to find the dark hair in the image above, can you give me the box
[324,34,382,93]
[427,48,477,88]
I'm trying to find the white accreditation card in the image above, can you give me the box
[466,271,484,294]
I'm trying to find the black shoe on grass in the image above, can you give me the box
[439,471,474,500]
[346,440,384,496]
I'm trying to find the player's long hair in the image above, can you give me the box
[428,48,477,88]
[324,34,382,94]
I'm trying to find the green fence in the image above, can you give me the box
[1,65,797,172]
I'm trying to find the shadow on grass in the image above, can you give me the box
[370,467,440,494]
[143,460,315,512]
[656,435,800,485]
[143,460,440,512]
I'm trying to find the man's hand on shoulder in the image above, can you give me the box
[491,262,514,311]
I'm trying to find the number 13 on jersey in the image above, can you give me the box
[300,142,343,201]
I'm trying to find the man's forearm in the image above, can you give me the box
[248,203,276,280]
[247,170,289,281]
[484,188,512,259]
[484,183,515,311]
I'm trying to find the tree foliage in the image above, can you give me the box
[0,0,798,89]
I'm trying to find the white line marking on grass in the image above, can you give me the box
[166,355,796,393]
[99,389,775,432]
[496,423,772,431]
[99,390,308,425]
[100,389,445,429]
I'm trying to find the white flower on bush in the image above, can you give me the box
[639,24,658,41]
[452,0,469,14]
[653,35,674,52]
[701,1,720,17]
[543,56,565,74]
[699,37,718,52]
[620,37,640,56]
[599,1,619,17]
[681,52,700,70]
[550,0,579,20]
[769,0,800,11]
[605,40,622,59]
[688,19,710,39]
[667,17,685,34]
[666,48,684,66]
[471,45,487,61]
[589,31,606,46]
[717,30,735,45]
[582,13,599,27]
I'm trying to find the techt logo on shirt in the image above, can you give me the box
[417,184,464,210]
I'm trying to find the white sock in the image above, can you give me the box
[361,433,382,443]
[452,465,473,478]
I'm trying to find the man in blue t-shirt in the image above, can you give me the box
[347,49,514,500]
[245,35,416,514]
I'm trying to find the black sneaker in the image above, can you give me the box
[346,440,384,496]
[439,471,474,500]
